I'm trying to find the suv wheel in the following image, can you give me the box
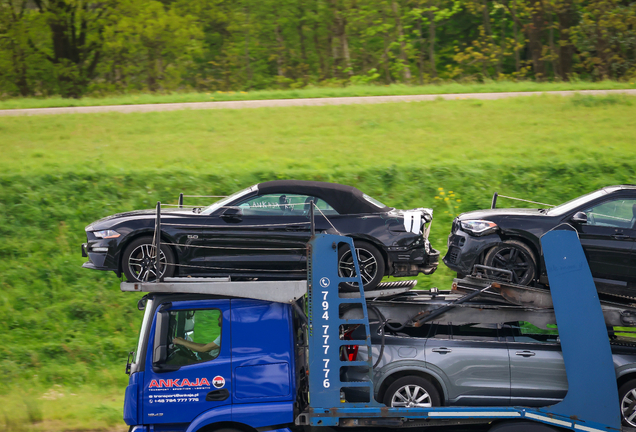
[483,240,537,285]
[619,379,636,427]
[383,376,441,408]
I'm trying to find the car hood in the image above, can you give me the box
[86,209,195,231]
[457,208,547,221]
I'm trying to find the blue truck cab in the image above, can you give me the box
[125,295,305,432]
[123,232,623,432]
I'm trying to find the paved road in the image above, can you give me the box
[1,89,635,116]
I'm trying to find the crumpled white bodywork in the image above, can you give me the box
[402,208,434,235]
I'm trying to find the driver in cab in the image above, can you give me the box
[169,313,222,363]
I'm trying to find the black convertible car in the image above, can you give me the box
[82,180,438,289]
[444,185,636,294]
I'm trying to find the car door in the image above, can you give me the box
[142,300,231,425]
[574,197,636,286]
[505,321,568,407]
[424,323,510,406]
[185,193,314,274]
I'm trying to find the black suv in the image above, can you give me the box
[443,185,636,294]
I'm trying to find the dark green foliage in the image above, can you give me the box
[1,162,635,392]
[1,0,635,98]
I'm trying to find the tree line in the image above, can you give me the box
[0,0,635,98]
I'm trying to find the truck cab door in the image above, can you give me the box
[142,299,232,425]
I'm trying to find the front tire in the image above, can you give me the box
[383,376,441,408]
[122,236,175,282]
[338,241,385,291]
[483,240,537,285]
[619,379,636,427]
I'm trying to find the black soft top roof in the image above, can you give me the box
[257,180,390,214]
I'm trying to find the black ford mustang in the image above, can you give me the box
[82,180,439,289]
[444,185,636,295]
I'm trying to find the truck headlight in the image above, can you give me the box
[93,229,121,239]
[460,220,497,236]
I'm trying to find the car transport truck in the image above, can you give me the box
[119,215,634,432]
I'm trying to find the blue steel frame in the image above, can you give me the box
[307,232,621,431]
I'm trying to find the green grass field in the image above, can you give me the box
[0,80,635,109]
[3,93,635,175]
[2,93,636,431]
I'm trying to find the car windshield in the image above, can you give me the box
[200,185,257,215]
[547,189,608,216]
[363,193,387,209]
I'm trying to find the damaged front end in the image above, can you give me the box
[387,208,439,277]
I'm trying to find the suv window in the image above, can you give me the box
[432,323,500,341]
[236,194,338,216]
[583,198,636,229]
[384,323,434,338]
[507,321,559,344]
[166,309,222,366]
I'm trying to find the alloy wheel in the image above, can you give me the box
[338,247,378,286]
[390,384,433,408]
[489,247,532,284]
[622,388,636,427]
[127,243,168,282]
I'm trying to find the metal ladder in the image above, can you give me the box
[306,234,383,417]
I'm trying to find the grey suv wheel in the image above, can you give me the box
[383,376,441,408]
[619,379,636,427]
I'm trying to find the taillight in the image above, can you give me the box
[343,329,358,361]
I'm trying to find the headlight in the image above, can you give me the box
[460,220,497,236]
[93,229,121,239]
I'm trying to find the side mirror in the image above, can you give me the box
[152,305,179,372]
[571,211,587,224]
[221,207,243,221]
[153,310,169,365]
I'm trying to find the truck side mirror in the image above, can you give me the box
[571,211,588,224]
[153,310,169,365]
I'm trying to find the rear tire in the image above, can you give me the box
[338,241,385,292]
[483,240,537,285]
[122,236,175,282]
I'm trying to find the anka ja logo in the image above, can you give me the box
[149,377,210,388]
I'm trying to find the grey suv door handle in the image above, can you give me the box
[432,348,452,354]
[515,350,536,357]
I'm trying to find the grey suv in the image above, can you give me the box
[344,321,636,427]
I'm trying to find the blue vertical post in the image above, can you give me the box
[538,228,621,429]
